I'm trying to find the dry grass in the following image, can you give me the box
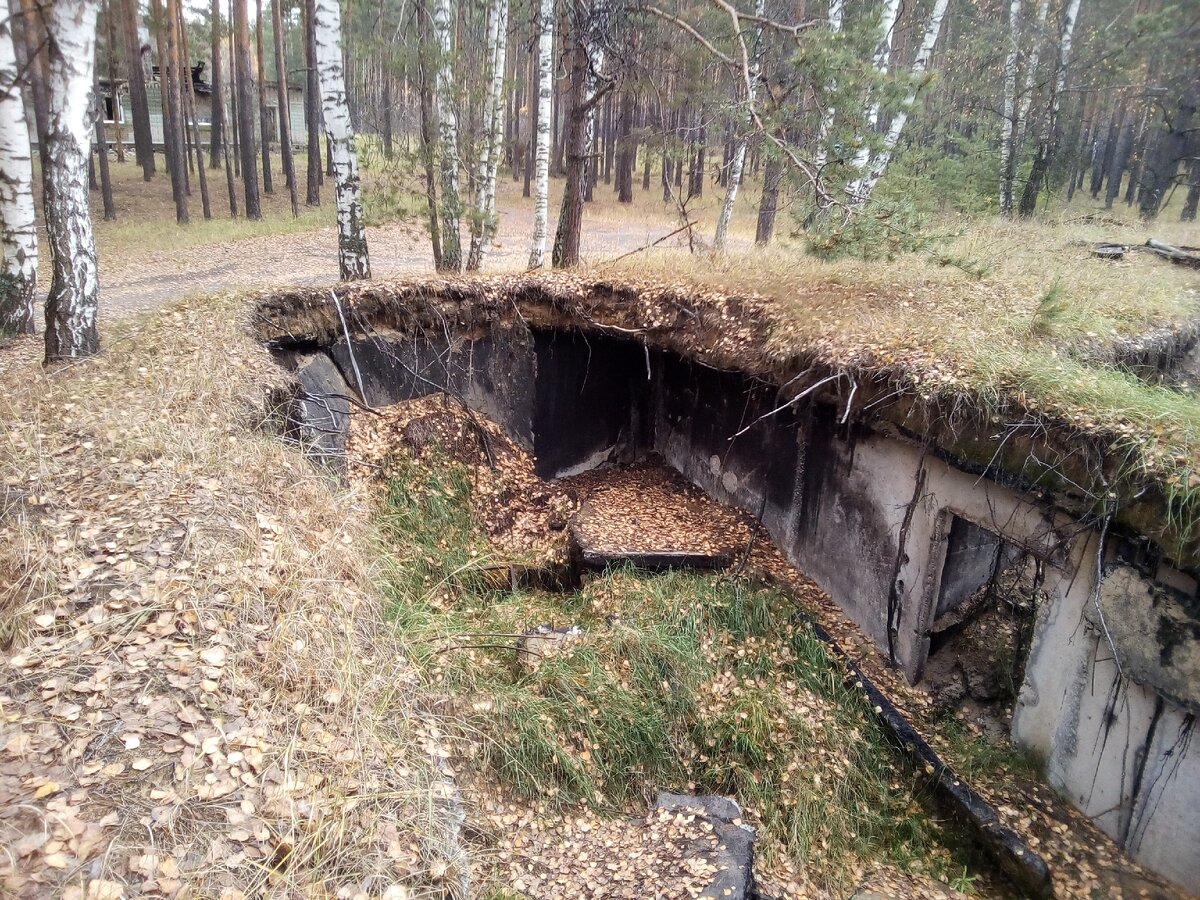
[0,297,463,898]
[591,215,1200,550]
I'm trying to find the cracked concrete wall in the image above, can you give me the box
[1012,539,1200,889]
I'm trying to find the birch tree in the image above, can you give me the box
[812,0,843,172]
[847,0,951,206]
[433,0,462,271]
[467,0,509,271]
[1016,0,1049,147]
[42,0,102,362]
[314,0,371,278]
[713,0,765,250]
[998,0,1022,215]
[849,0,901,176]
[1018,0,1083,217]
[0,15,37,335]
[528,0,554,268]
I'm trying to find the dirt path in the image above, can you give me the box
[91,197,704,318]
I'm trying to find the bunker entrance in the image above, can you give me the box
[924,516,1040,725]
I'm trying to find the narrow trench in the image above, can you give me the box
[270,319,1188,899]
[343,392,1031,899]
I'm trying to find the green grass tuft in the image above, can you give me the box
[378,454,973,890]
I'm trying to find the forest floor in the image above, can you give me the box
[33,155,754,317]
[5,153,1200,898]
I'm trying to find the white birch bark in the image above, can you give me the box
[467,0,508,270]
[998,0,1022,215]
[713,0,765,249]
[433,0,462,271]
[1016,0,1049,147]
[582,3,608,189]
[848,0,951,207]
[42,0,101,361]
[314,0,370,279]
[0,16,37,335]
[813,0,844,172]
[849,0,901,175]
[528,0,553,268]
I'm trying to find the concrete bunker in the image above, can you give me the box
[258,282,1200,892]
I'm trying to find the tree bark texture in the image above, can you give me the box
[415,0,442,268]
[120,0,154,176]
[998,0,1021,215]
[162,0,189,222]
[304,0,322,203]
[42,0,101,362]
[433,0,462,270]
[0,15,37,334]
[313,0,371,278]
[848,0,950,207]
[528,0,553,268]
[273,0,299,214]
[255,0,273,194]
[234,0,262,217]
[552,1,589,269]
[1018,0,1083,217]
[467,0,509,270]
[19,0,51,177]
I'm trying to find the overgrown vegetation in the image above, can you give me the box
[598,220,1200,551]
[378,453,975,890]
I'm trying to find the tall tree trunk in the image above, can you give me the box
[255,0,273,194]
[382,69,394,157]
[433,0,461,271]
[467,0,509,270]
[93,81,116,220]
[120,0,154,178]
[178,0,212,219]
[1104,97,1134,209]
[234,0,262,217]
[160,0,189,222]
[415,0,441,268]
[0,14,37,334]
[755,151,782,245]
[1092,96,1122,198]
[1139,92,1195,219]
[1066,92,1095,201]
[1124,98,1151,205]
[523,14,536,199]
[103,0,124,162]
[1018,0,1084,217]
[42,0,101,362]
[615,89,634,203]
[552,1,589,269]
[849,0,950,207]
[313,0,370,278]
[1015,0,1049,148]
[18,0,51,178]
[528,0,553,268]
[228,0,241,176]
[211,0,225,167]
[849,0,901,176]
[714,0,765,247]
[998,0,1021,215]
[273,0,299,214]
[304,0,321,203]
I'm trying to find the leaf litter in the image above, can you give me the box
[0,298,463,899]
[347,392,1187,899]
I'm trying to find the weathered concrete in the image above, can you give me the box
[282,318,1200,891]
